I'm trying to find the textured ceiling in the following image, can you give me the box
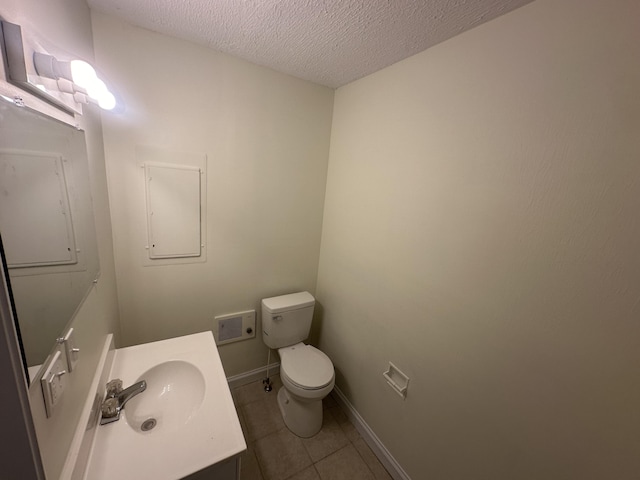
[86,0,535,88]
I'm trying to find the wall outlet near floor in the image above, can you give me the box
[213,310,256,345]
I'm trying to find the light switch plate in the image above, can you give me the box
[41,350,67,417]
[62,327,79,372]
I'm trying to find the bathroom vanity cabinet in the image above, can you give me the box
[182,456,240,480]
[74,333,245,480]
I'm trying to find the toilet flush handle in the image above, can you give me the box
[273,315,283,321]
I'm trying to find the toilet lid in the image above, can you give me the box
[280,344,334,390]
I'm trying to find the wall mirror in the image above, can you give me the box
[0,95,100,381]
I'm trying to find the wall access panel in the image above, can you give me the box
[145,163,201,258]
[137,145,207,266]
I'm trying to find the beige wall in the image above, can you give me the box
[0,1,121,478]
[316,0,640,478]
[91,12,334,376]
[5,0,639,478]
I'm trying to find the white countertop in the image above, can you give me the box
[83,332,246,480]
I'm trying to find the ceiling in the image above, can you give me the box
[86,0,535,88]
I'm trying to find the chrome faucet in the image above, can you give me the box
[100,379,147,425]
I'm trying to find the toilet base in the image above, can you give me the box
[277,386,323,438]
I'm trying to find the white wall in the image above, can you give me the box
[91,12,334,376]
[316,0,640,478]
[0,1,121,478]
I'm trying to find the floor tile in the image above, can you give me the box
[254,428,313,480]
[234,374,282,406]
[353,438,392,480]
[322,393,337,409]
[327,406,360,442]
[237,406,249,438]
[241,391,285,441]
[301,409,350,462]
[236,378,391,480]
[239,446,264,480]
[314,444,375,480]
[286,465,321,480]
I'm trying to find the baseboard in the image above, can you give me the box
[226,362,280,389]
[331,386,411,480]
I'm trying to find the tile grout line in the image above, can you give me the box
[252,442,268,480]
[350,440,380,479]
[234,376,391,480]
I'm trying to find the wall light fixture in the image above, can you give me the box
[33,52,116,110]
[0,20,117,113]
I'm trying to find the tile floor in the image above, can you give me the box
[232,375,392,480]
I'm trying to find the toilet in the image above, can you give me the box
[262,291,335,438]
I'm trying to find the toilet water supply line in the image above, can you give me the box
[263,350,273,392]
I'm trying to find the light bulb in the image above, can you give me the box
[84,78,116,110]
[70,60,97,89]
[97,90,116,110]
[85,77,107,99]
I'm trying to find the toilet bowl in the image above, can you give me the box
[276,343,335,437]
[261,292,335,438]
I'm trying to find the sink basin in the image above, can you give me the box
[124,360,205,434]
[82,332,246,480]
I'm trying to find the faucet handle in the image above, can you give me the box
[99,397,120,425]
[101,397,118,418]
[106,379,123,398]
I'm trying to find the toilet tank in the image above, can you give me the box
[262,291,315,349]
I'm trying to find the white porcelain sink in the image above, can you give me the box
[124,360,206,434]
[83,332,246,480]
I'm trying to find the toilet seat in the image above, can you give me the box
[279,343,334,390]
